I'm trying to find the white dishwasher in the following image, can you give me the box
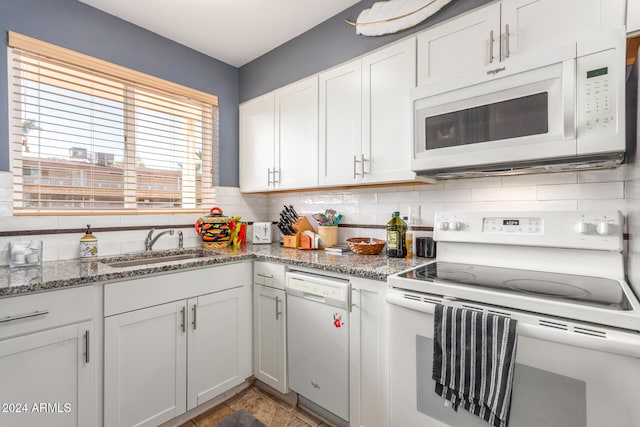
[285,271,350,424]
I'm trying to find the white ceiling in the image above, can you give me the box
[78,0,362,67]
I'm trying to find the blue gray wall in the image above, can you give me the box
[0,0,494,186]
[239,0,492,102]
[0,0,239,186]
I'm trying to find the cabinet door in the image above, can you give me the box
[253,285,287,394]
[104,301,187,427]
[0,321,94,427]
[319,60,363,186]
[417,3,500,86]
[187,286,251,409]
[500,0,621,62]
[275,76,319,190]
[349,278,389,427]
[239,93,275,192]
[362,38,416,184]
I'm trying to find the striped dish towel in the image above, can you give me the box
[432,304,518,427]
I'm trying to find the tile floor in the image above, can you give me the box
[180,386,333,427]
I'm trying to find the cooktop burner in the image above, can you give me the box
[400,261,628,310]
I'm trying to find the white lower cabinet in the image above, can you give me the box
[104,301,186,427]
[187,288,252,408]
[252,261,287,394]
[103,263,252,427]
[0,286,96,427]
[349,277,389,427]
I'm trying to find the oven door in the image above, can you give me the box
[411,45,576,173]
[388,290,640,427]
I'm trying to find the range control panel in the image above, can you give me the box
[482,217,543,235]
[434,211,623,251]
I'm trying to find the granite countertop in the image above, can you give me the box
[0,243,426,298]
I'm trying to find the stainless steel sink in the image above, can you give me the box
[101,250,213,268]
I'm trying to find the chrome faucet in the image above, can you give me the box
[144,228,175,251]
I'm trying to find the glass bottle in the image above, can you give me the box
[386,212,407,258]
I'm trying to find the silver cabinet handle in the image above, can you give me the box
[361,154,368,176]
[180,306,186,333]
[273,169,280,184]
[267,168,273,186]
[257,273,274,279]
[349,287,359,313]
[0,310,49,323]
[504,24,510,59]
[192,304,197,331]
[353,155,362,179]
[489,30,495,63]
[84,330,90,363]
[275,296,282,320]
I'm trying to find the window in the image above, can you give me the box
[8,32,218,214]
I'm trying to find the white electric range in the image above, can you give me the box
[387,210,640,427]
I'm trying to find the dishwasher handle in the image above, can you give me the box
[302,292,326,303]
[285,271,350,310]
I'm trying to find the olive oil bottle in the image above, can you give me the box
[386,212,407,258]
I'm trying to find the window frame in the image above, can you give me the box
[7,31,219,216]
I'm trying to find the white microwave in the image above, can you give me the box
[411,30,626,179]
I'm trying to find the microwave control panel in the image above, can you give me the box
[577,48,617,135]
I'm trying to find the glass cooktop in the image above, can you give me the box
[398,261,629,310]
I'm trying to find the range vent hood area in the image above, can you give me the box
[415,152,627,181]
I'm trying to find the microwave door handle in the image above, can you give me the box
[563,60,576,141]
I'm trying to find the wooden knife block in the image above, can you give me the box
[283,216,315,248]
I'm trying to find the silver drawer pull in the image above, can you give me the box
[0,310,49,324]
[257,273,274,279]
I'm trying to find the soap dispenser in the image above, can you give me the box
[80,224,98,260]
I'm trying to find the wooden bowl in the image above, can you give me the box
[346,238,385,255]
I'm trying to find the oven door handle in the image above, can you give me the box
[386,291,640,358]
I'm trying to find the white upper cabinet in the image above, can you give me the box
[417,0,625,86]
[417,3,500,86]
[362,38,416,184]
[240,76,318,192]
[239,93,275,192]
[319,59,363,186]
[501,0,624,61]
[320,38,416,186]
[275,77,319,190]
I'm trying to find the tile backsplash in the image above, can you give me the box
[0,181,267,264]
[268,167,629,227]
[0,166,631,264]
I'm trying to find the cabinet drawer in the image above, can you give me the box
[105,261,252,316]
[254,261,286,290]
[0,286,95,340]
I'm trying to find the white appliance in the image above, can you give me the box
[387,211,640,427]
[285,271,350,425]
[252,222,272,244]
[412,29,626,179]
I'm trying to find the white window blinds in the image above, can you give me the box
[8,31,218,214]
